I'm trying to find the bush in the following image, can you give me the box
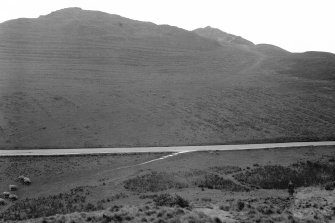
[234,161,335,189]
[324,181,335,191]
[0,186,101,221]
[139,194,158,199]
[153,194,189,208]
[174,195,190,208]
[209,166,242,175]
[124,172,187,193]
[234,165,299,189]
[236,200,245,211]
[198,174,247,191]
[85,203,96,211]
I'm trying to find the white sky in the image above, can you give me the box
[0,0,334,53]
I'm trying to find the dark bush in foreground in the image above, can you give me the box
[153,193,189,208]
[295,161,335,186]
[124,172,188,193]
[234,165,299,189]
[234,161,335,189]
[324,181,335,191]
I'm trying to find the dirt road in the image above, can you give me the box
[1,141,335,156]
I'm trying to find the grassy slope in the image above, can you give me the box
[0,8,335,149]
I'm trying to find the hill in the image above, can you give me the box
[193,26,254,46]
[0,8,335,149]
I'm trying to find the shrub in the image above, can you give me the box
[324,181,335,191]
[153,194,175,207]
[201,197,212,202]
[139,194,158,199]
[85,203,96,211]
[236,200,245,211]
[174,195,190,208]
[0,186,100,221]
[209,166,242,175]
[153,194,189,208]
[234,165,299,189]
[294,161,335,186]
[124,172,187,193]
[234,161,335,189]
[198,174,247,191]
[219,204,230,211]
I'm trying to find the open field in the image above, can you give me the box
[0,146,335,222]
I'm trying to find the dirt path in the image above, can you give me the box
[238,48,266,75]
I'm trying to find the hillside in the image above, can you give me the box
[193,26,254,46]
[0,8,335,149]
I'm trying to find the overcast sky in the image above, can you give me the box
[0,0,334,53]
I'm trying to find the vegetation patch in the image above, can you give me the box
[33,204,215,223]
[153,193,190,208]
[197,173,247,191]
[139,194,159,200]
[97,193,128,204]
[0,187,128,221]
[234,165,298,189]
[324,181,335,191]
[123,171,188,193]
[0,186,95,221]
[209,166,242,175]
[234,161,335,189]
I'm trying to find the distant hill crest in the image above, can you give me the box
[193,26,254,46]
[41,7,122,20]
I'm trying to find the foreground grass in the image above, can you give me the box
[1,149,334,222]
[7,187,335,223]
